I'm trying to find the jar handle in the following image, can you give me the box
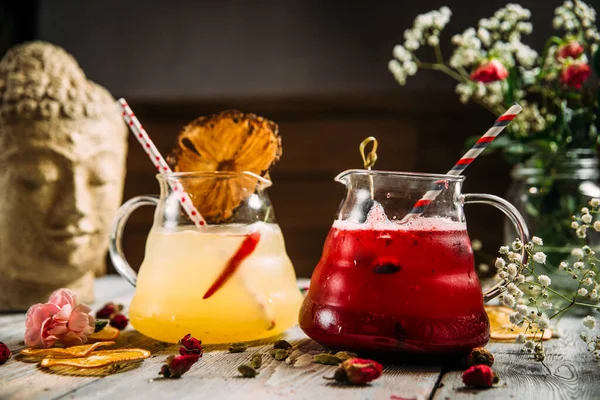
[109,195,160,287]
[463,193,530,302]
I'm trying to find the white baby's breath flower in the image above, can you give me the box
[584,316,597,329]
[577,226,588,239]
[594,221,600,232]
[498,271,508,279]
[403,61,418,76]
[501,293,516,307]
[427,35,439,47]
[516,304,528,316]
[499,246,510,255]
[533,252,547,264]
[574,261,585,269]
[509,312,523,325]
[512,239,523,251]
[524,340,535,350]
[572,221,580,229]
[508,252,521,262]
[583,245,594,255]
[582,214,593,224]
[540,301,553,310]
[514,275,525,285]
[583,277,594,286]
[592,289,598,299]
[559,261,568,270]
[388,60,407,85]
[582,207,590,214]
[393,45,411,62]
[538,275,551,287]
[405,39,419,51]
[507,282,520,295]
[507,263,518,277]
[516,333,526,343]
[572,248,585,259]
[579,288,589,297]
[589,198,600,207]
[538,315,550,330]
[531,236,543,246]
[580,331,589,341]
[495,257,506,269]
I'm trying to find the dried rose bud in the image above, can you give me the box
[462,365,499,388]
[0,342,11,365]
[159,354,200,379]
[273,340,292,349]
[326,358,383,385]
[179,334,202,356]
[109,313,129,330]
[467,347,494,367]
[96,302,123,319]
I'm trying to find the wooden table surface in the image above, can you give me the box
[1,276,599,400]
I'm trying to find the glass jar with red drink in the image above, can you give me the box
[299,170,529,354]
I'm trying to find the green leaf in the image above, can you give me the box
[94,319,108,333]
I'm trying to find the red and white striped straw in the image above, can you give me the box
[118,98,206,228]
[403,103,522,220]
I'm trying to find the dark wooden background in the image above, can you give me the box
[3,0,593,277]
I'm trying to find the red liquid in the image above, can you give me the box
[299,224,489,354]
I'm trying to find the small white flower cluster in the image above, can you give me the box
[554,0,600,46]
[508,100,549,136]
[388,7,451,85]
[571,199,600,238]
[581,316,600,359]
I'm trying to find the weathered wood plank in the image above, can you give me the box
[432,318,600,400]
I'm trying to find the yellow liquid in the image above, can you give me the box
[129,222,303,343]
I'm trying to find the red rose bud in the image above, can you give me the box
[557,41,584,60]
[470,59,509,83]
[0,342,11,365]
[561,61,591,89]
[462,365,499,388]
[109,313,129,330]
[179,334,203,356]
[96,302,123,319]
[331,358,383,385]
[159,354,200,378]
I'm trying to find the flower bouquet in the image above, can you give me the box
[389,1,600,283]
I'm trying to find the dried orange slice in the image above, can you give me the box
[40,348,151,368]
[167,110,281,223]
[486,305,552,341]
[20,341,115,358]
[88,326,120,342]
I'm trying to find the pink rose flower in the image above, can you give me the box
[25,288,95,348]
[470,59,509,83]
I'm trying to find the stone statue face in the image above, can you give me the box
[0,118,126,285]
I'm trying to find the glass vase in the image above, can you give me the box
[504,149,600,292]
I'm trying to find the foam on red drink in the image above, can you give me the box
[299,205,490,353]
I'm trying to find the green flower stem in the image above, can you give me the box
[434,44,445,65]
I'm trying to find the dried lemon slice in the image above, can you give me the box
[20,341,115,358]
[167,110,281,223]
[486,305,552,341]
[40,348,151,368]
[88,326,120,342]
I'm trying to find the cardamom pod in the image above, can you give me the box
[229,343,248,353]
[250,354,262,369]
[312,353,342,365]
[238,364,258,378]
[274,349,290,361]
[273,340,292,349]
[268,349,277,357]
[293,354,313,368]
[334,351,358,361]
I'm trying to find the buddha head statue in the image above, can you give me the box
[0,41,128,310]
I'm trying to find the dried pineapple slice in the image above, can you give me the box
[20,341,115,358]
[167,110,281,223]
[40,348,150,368]
[486,306,552,341]
[88,326,120,342]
